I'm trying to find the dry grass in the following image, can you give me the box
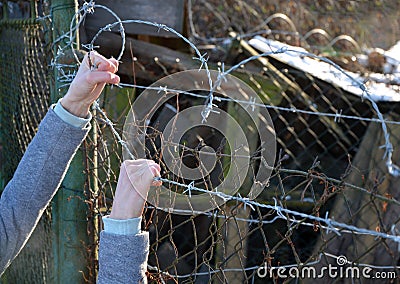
[191,0,400,49]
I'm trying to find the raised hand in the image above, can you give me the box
[61,51,120,117]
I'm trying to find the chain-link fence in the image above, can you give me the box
[88,54,400,283]
[0,1,52,282]
[1,0,400,283]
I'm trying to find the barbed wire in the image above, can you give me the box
[148,251,400,280]
[145,205,400,240]
[153,176,400,244]
[55,0,400,237]
[51,1,400,281]
[92,101,136,160]
[118,83,400,126]
[54,1,400,177]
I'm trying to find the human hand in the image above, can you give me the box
[61,51,120,117]
[110,159,162,220]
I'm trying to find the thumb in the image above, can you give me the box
[87,71,120,85]
[149,164,161,177]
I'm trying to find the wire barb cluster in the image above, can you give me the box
[50,1,400,281]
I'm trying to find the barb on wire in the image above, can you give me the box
[55,2,400,177]
[93,101,136,160]
[87,17,219,123]
[145,204,393,239]
[117,83,400,126]
[54,0,400,265]
[154,176,400,245]
[147,249,400,280]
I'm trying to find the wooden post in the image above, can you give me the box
[2,0,8,19]
[87,106,100,281]
[51,1,89,283]
[214,98,260,283]
[0,0,7,194]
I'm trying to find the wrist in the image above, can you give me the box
[109,211,142,220]
[109,201,144,220]
[103,216,142,235]
[60,97,91,118]
[53,100,92,128]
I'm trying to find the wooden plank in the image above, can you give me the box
[215,205,251,283]
[214,84,262,283]
[51,1,90,282]
[306,113,400,284]
[329,114,400,263]
[81,0,185,38]
[236,34,353,149]
[83,30,197,81]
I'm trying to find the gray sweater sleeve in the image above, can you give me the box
[98,231,150,284]
[0,108,89,275]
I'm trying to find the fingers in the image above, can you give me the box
[86,71,120,85]
[61,51,120,117]
[86,52,119,85]
[149,165,160,178]
[85,51,119,73]
[124,159,159,170]
[95,58,118,73]
[113,159,162,219]
[149,164,162,186]
[123,159,162,186]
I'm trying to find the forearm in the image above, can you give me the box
[98,228,149,284]
[96,159,159,282]
[0,107,90,275]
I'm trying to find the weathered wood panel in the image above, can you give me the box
[307,114,400,284]
[82,30,196,82]
[82,0,185,37]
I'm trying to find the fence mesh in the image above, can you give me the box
[0,19,52,284]
[89,59,400,283]
[1,0,400,283]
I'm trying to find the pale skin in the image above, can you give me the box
[111,160,162,219]
[62,51,120,118]
[64,51,161,219]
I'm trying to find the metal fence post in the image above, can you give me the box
[0,1,8,193]
[50,1,89,283]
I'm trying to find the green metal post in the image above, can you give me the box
[0,0,3,191]
[51,1,89,283]
[30,0,38,19]
[2,0,8,20]
[0,1,6,193]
